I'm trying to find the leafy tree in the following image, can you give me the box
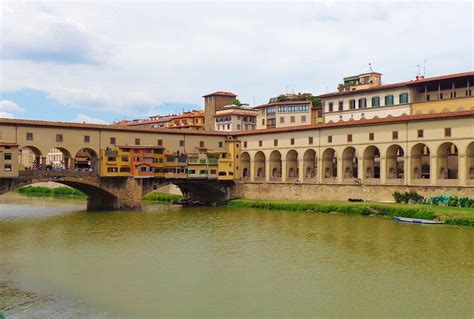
[232,98,242,106]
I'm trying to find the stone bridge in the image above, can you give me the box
[0,170,237,210]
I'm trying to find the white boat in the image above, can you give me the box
[394,216,444,224]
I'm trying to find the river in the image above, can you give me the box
[0,193,473,318]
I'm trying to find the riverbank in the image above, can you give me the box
[224,199,474,227]
[143,192,183,202]
[16,186,86,198]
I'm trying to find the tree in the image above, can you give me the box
[232,98,242,106]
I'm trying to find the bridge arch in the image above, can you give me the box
[19,146,43,170]
[74,148,99,172]
[254,151,266,181]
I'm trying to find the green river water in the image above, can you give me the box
[0,193,472,318]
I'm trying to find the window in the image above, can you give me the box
[308,136,313,145]
[4,153,12,160]
[451,91,456,98]
[290,138,295,145]
[157,139,163,146]
[369,133,374,141]
[200,141,205,148]
[385,95,394,106]
[328,102,334,112]
[121,156,129,162]
[399,93,409,104]
[466,90,472,96]
[135,138,140,145]
[444,127,452,137]
[417,129,424,138]
[244,141,247,148]
[301,115,306,123]
[219,141,223,148]
[426,94,430,101]
[290,116,295,123]
[280,117,285,124]
[328,136,333,143]
[107,157,116,162]
[262,119,265,125]
[237,124,241,130]
[120,167,130,173]
[392,131,399,140]
[338,101,344,111]
[371,96,380,107]
[438,93,443,99]
[274,139,278,146]
[26,132,33,141]
[347,134,352,142]
[259,140,262,147]
[110,137,116,145]
[349,99,356,110]
[84,135,90,143]
[4,164,12,172]
[358,98,367,109]
[56,134,63,142]
[278,106,287,113]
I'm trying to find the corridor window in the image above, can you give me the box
[218,141,223,148]
[308,136,313,145]
[179,140,184,147]
[135,138,140,145]
[259,140,262,147]
[56,134,63,142]
[274,139,278,146]
[444,128,452,137]
[26,132,33,140]
[328,136,333,143]
[110,137,116,145]
[157,139,163,146]
[243,141,247,148]
[347,134,352,142]
[369,133,374,141]
[392,131,399,140]
[290,138,295,145]
[417,129,424,138]
[200,141,205,147]
[84,135,90,143]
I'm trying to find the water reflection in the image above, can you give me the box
[0,194,473,318]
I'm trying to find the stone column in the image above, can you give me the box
[380,156,387,184]
[430,155,438,186]
[336,156,343,184]
[41,157,47,171]
[64,157,69,170]
[298,157,305,182]
[265,159,271,183]
[316,155,323,184]
[70,158,76,171]
[281,159,287,182]
[357,156,364,184]
[459,154,467,186]
[250,159,255,182]
[405,155,411,186]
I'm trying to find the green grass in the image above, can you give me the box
[143,192,183,202]
[224,199,474,226]
[16,186,86,198]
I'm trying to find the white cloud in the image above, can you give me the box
[73,114,107,124]
[0,100,25,114]
[0,112,15,118]
[0,1,472,116]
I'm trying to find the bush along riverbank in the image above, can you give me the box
[224,199,474,227]
[16,186,86,198]
[143,192,183,202]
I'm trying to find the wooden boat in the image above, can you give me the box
[394,216,444,224]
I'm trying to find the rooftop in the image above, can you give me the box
[319,71,474,98]
[253,100,312,110]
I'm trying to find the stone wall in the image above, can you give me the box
[234,182,474,202]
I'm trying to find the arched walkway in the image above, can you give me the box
[18,146,42,171]
[342,147,358,181]
[411,143,430,182]
[269,150,282,181]
[46,147,72,170]
[386,144,404,181]
[241,152,251,180]
[467,142,474,185]
[286,150,298,181]
[437,142,458,181]
[322,148,337,181]
[303,149,317,181]
[74,148,99,172]
[363,146,380,180]
[254,151,266,181]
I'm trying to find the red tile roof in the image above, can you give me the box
[318,71,474,98]
[235,110,474,136]
[203,91,237,97]
[0,142,19,147]
[253,100,312,110]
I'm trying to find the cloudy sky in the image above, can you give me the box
[0,0,472,124]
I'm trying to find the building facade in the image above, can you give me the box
[214,105,257,131]
[255,100,313,129]
[203,91,237,131]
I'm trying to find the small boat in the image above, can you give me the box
[171,199,208,207]
[394,216,444,224]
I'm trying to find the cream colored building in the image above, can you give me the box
[215,105,257,131]
[255,100,312,129]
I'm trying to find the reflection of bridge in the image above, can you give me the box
[0,170,236,210]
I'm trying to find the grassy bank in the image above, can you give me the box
[16,186,86,198]
[224,199,474,227]
[143,192,183,202]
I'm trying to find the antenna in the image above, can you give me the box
[416,64,421,76]
[369,62,373,72]
[423,59,427,77]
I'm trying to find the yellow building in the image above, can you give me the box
[167,110,206,130]
[218,139,242,180]
[164,153,188,178]
[0,142,19,178]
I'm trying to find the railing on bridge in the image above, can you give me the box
[19,170,98,179]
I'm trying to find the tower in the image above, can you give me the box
[203,91,237,131]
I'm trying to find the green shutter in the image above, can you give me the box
[385,96,388,106]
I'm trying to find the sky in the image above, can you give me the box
[0,0,472,124]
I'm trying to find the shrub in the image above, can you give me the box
[392,191,424,204]
[444,218,474,227]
